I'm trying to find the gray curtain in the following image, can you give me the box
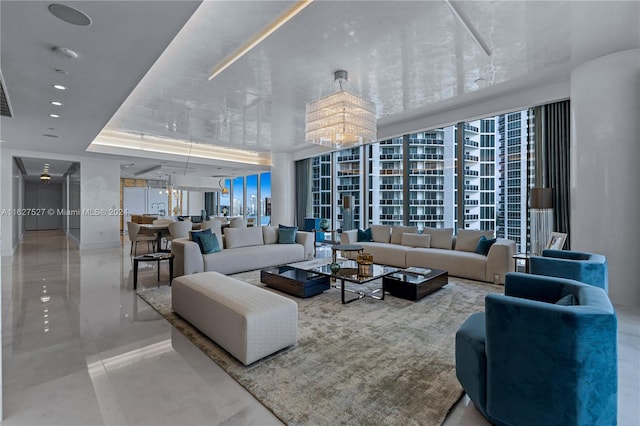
[536,100,571,248]
[295,159,311,228]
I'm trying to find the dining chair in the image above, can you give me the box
[127,221,157,256]
[229,218,248,228]
[165,221,192,249]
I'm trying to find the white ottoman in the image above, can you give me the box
[172,271,298,365]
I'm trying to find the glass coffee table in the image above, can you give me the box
[308,260,400,304]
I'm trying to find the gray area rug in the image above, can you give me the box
[138,269,502,425]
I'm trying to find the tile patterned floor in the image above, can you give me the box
[1,230,638,425]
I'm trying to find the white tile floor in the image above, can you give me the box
[1,230,638,425]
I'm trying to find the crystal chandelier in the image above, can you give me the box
[305,70,377,149]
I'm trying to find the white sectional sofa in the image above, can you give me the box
[340,225,516,284]
[171,224,313,277]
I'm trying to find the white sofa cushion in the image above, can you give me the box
[203,244,304,275]
[401,233,431,248]
[390,225,418,244]
[423,227,454,249]
[455,229,495,252]
[262,225,279,244]
[406,248,487,282]
[370,225,391,243]
[343,242,409,267]
[224,227,264,249]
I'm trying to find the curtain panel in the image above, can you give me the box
[536,100,571,249]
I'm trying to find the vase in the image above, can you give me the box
[329,262,341,273]
[319,218,329,231]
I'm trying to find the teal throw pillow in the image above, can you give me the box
[197,233,221,254]
[190,228,212,247]
[475,235,497,255]
[357,228,373,242]
[555,294,576,306]
[278,227,298,244]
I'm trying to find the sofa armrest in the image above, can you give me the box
[485,238,516,284]
[341,229,358,244]
[296,231,314,260]
[171,238,204,277]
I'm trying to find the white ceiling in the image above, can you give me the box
[2,1,639,180]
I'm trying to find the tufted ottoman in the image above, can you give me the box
[172,271,298,365]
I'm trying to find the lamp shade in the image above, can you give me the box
[530,188,553,209]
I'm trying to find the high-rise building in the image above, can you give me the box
[313,113,529,249]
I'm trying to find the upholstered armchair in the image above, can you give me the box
[455,272,617,426]
[529,249,608,292]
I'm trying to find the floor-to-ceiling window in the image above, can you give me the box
[220,178,231,216]
[311,154,332,225]
[246,174,258,222]
[260,172,271,225]
[232,177,244,217]
[369,138,403,226]
[298,108,532,252]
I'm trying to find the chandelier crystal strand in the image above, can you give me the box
[305,70,377,149]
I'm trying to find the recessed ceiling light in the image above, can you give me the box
[55,69,68,75]
[49,114,60,118]
[50,101,63,106]
[48,3,92,26]
[43,134,59,138]
[53,84,66,90]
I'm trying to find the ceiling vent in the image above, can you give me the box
[0,78,13,118]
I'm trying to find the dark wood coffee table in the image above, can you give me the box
[261,265,330,298]
[383,268,448,301]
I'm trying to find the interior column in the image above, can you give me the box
[570,48,640,307]
[270,152,295,226]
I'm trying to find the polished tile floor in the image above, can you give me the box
[2,230,638,425]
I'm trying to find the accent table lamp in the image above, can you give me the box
[530,188,553,255]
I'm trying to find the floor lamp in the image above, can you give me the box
[530,188,554,255]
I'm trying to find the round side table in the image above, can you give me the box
[133,253,175,290]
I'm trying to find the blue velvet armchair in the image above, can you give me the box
[456,272,617,426]
[529,249,608,292]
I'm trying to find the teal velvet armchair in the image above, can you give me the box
[529,249,608,292]
[455,272,617,426]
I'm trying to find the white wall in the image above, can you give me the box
[68,166,81,245]
[188,192,205,216]
[0,143,4,419]
[1,150,15,256]
[79,157,120,250]
[570,49,640,307]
